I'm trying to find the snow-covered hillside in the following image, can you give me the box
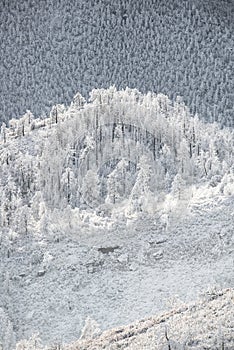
[53,289,234,350]
[0,0,233,126]
[0,89,233,348]
[0,88,233,232]
[2,195,234,348]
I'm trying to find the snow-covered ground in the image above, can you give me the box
[0,90,233,349]
[64,288,234,350]
[1,193,233,347]
[0,2,233,349]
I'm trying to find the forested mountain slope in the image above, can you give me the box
[0,89,233,348]
[0,0,233,126]
[0,88,233,233]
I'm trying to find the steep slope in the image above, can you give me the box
[0,89,233,348]
[63,289,234,350]
[0,0,233,125]
[1,88,233,228]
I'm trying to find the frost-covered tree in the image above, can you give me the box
[0,308,15,350]
[128,155,152,213]
[106,169,119,205]
[171,173,185,200]
[0,87,233,228]
[79,317,101,340]
[0,122,6,143]
[81,169,100,207]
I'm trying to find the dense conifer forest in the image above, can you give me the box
[0,0,233,126]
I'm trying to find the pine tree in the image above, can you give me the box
[1,122,6,143]
[128,155,152,213]
[82,169,100,207]
[171,173,185,200]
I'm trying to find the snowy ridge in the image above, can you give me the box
[0,87,233,226]
[66,289,234,350]
[16,289,234,349]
